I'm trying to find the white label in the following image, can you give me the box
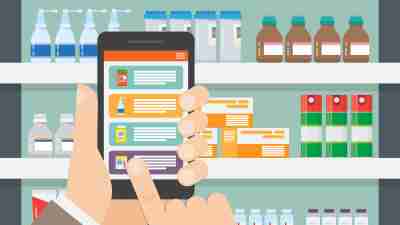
[301,127,323,142]
[306,216,321,225]
[322,216,337,225]
[354,217,368,225]
[62,140,74,153]
[234,24,242,48]
[208,24,217,46]
[293,43,312,56]
[263,43,283,56]
[350,43,370,56]
[351,127,373,142]
[321,43,341,56]
[34,140,53,152]
[326,126,347,142]
[338,216,353,225]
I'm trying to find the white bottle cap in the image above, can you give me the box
[281,209,293,214]
[60,113,74,123]
[235,208,245,214]
[266,209,277,214]
[34,113,47,123]
[250,209,261,214]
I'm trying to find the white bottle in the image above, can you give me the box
[54,113,74,158]
[354,209,368,225]
[338,209,352,225]
[108,9,131,32]
[280,209,294,225]
[306,209,321,225]
[219,11,242,62]
[117,96,126,115]
[322,209,337,225]
[265,209,278,225]
[30,9,57,63]
[194,11,218,62]
[235,209,247,225]
[79,9,107,63]
[249,209,263,225]
[28,113,53,157]
[55,9,82,63]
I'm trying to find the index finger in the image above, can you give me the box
[179,86,209,112]
[127,159,164,224]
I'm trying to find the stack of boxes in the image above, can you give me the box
[202,97,290,158]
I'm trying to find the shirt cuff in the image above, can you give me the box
[54,193,100,225]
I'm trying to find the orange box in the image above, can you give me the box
[109,94,181,118]
[200,128,218,158]
[221,128,239,157]
[203,98,254,128]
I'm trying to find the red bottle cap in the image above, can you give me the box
[327,95,347,113]
[301,95,322,112]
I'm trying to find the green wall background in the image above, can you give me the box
[22,0,379,62]
[21,0,380,224]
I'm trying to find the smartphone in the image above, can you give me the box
[98,32,195,199]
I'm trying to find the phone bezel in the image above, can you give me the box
[98,32,195,199]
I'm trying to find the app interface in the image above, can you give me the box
[103,50,188,179]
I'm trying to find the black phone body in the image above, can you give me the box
[98,32,195,199]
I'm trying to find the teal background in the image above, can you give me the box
[109,66,183,90]
[21,0,380,224]
[21,0,379,62]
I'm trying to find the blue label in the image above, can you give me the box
[31,44,51,57]
[56,44,76,57]
[80,44,97,57]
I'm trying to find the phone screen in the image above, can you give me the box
[103,50,189,180]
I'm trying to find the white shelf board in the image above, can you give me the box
[1,158,400,180]
[1,63,400,84]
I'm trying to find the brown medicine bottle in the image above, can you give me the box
[343,16,370,62]
[314,16,341,62]
[285,16,312,62]
[256,16,283,62]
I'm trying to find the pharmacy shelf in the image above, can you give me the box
[1,158,400,180]
[1,63,400,84]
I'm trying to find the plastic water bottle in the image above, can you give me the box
[55,9,82,63]
[108,9,131,31]
[79,9,107,63]
[30,9,57,63]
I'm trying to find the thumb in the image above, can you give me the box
[127,159,164,225]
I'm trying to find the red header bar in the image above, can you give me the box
[104,50,188,61]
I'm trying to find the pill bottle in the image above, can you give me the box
[219,11,242,62]
[169,11,192,32]
[306,209,321,225]
[28,113,53,157]
[338,209,352,225]
[54,113,74,158]
[144,11,168,32]
[322,209,337,225]
[354,209,368,225]
[249,209,263,225]
[280,209,294,225]
[256,16,283,62]
[265,209,278,225]
[285,16,312,62]
[314,16,341,62]
[235,208,247,225]
[194,11,218,62]
[343,16,370,62]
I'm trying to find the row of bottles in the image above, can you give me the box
[31,8,131,63]
[256,16,370,63]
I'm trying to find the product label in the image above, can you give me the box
[34,139,53,152]
[351,127,373,142]
[293,43,312,56]
[80,44,97,57]
[321,43,341,56]
[322,216,337,225]
[354,217,368,225]
[56,44,76,57]
[326,126,348,142]
[61,139,74,153]
[234,24,242,48]
[338,216,353,225]
[31,44,51,57]
[301,127,323,142]
[208,24,217,46]
[306,216,321,225]
[263,43,283,56]
[350,43,370,56]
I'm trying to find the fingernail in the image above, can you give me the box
[77,84,90,106]
[128,158,146,176]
